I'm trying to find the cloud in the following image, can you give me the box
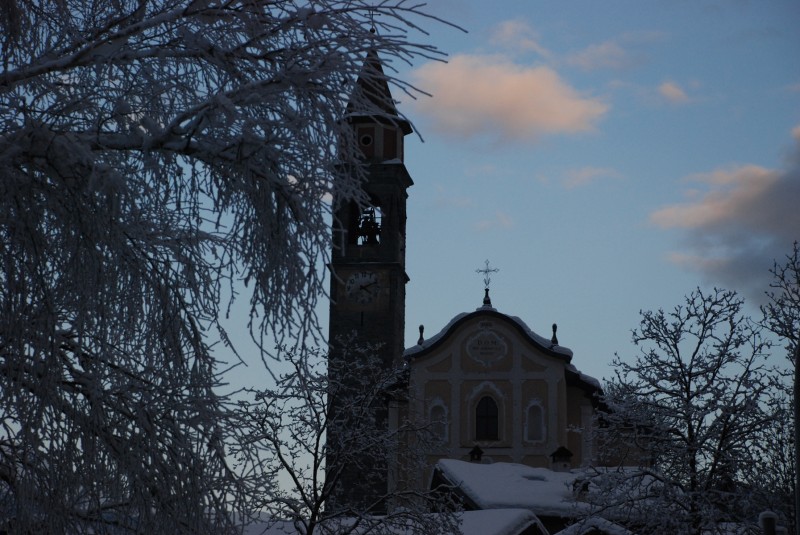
[488,19,551,58]
[566,41,631,71]
[565,31,665,72]
[464,163,501,178]
[658,81,690,104]
[562,166,623,189]
[433,185,473,209]
[411,54,608,143]
[475,211,514,232]
[650,127,800,301]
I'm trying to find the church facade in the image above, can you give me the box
[399,299,602,493]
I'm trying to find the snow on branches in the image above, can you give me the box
[0,1,448,532]
[232,343,460,534]
[593,288,781,534]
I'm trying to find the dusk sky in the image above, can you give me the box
[388,0,800,381]
[223,1,799,387]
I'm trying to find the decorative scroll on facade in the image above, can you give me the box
[466,328,508,366]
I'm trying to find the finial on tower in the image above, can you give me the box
[475,260,499,307]
[551,323,559,346]
[417,324,425,345]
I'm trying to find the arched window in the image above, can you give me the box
[526,403,545,442]
[429,404,448,443]
[475,396,499,441]
[356,205,382,246]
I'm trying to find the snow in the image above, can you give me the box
[242,509,544,535]
[459,509,545,535]
[553,516,635,535]
[565,363,601,390]
[404,307,573,359]
[505,313,573,358]
[436,461,656,534]
[404,312,471,357]
[436,459,588,518]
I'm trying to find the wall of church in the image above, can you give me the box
[404,313,597,491]
[565,385,595,465]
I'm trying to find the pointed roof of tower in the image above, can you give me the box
[347,50,412,135]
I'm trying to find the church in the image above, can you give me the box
[326,52,609,532]
[400,290,602,492]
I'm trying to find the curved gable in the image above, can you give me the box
[405,307,573,363]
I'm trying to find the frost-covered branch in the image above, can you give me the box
[593,288,782,534]
[232,343,460,534]
[0,0,452,531]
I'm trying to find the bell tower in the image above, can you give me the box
[327,50,413,511]
[329,50,412,371]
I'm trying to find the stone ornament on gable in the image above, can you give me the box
[466,328,508,366]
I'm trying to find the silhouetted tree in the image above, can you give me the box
[592,288,776,534]
[232,343,460,535]
[762,241,800,534]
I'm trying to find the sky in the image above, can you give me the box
[223,1,800,388]
[383,0,800,382]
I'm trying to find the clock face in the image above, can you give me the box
[345,271,381,305]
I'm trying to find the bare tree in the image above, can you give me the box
[0,1,448,532]
[231,342,460,535]
[763,242,800,357]
[591,288,777,535]
[762,241,800,535]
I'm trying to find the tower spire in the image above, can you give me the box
[348,50,411,134]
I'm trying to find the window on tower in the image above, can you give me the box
[357,126,375,159]
[357,206,381,246]
[475,396,499,441]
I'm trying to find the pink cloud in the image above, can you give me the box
[566,41,631,71]
[562,166,623,189]
[488,20,551,58]
[411,54,608,143]
[650,127,800,300]
[475,211,514,232]
[651,165,780,229]
[658,81,690,104]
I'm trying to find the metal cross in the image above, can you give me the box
[475,259,499,290]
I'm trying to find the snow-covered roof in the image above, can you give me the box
[553,516,636,535]
[436,459,589,518]
[460,509,545,535]
[243,509,544,535]
[404,305,574,360]
[565,363,601,390]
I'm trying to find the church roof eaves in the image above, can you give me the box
[404,306,574,362]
